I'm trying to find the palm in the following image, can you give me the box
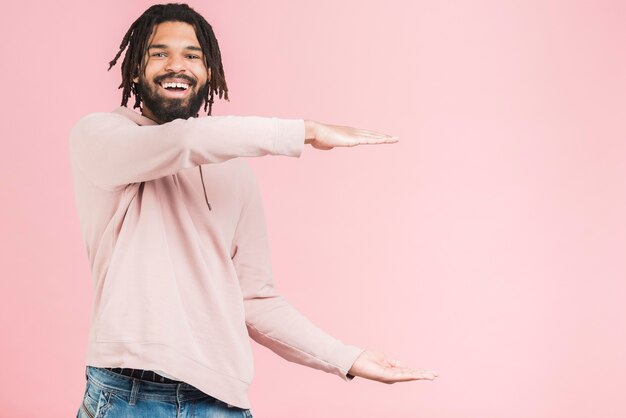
[348,350,438,384]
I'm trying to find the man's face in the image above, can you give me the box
[133,21,211,124]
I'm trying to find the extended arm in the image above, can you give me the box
[69,108,399,191]
[69,112,304,191]
[231,172,364,380]
[232,172,439,384]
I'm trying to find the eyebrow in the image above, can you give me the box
[148,44,202,52]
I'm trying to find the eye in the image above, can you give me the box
[151,52,166,57]
[187,54,200,59]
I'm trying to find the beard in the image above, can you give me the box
[136,75,209,123]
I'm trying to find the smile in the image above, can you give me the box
[161,81,189,90]
[159,81,192,98]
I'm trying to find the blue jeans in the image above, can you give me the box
[77,366,253,417]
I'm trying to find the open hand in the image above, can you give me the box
[347,349,438,384]
[304,120,399,150]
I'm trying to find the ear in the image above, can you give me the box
[132,64,142,84]
[207,67,211,82]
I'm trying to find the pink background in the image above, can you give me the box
[1,1,625,417]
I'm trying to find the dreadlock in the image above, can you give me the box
[107,3,229,116]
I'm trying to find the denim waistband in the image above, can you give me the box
[86,366,213,402]
[103,367,181,384]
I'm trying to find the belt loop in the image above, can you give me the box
[129,378,141,406]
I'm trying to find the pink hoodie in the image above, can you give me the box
[69,106,364,409]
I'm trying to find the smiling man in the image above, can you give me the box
[133,21,209,123]
[70,3,437,418]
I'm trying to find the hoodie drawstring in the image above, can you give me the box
[198,166,212,211]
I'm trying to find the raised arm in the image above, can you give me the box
[69,107,400,192]
[69,112,305,191]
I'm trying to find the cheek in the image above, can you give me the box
[142,60,163,78]
[192,66,210,84]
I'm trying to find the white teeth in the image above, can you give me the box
[161,82,189,90]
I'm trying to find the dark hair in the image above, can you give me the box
[107,3,229,115]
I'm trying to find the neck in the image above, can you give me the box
[140,106,163,124]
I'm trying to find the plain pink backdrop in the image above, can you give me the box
[1,1,625,417]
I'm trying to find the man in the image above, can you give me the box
[70,3,437,417]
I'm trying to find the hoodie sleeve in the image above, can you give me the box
[69,112,304,191]
[231,169,365,381]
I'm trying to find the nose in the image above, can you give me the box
[164,54,186,72]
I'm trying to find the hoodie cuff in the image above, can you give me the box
[327,343,366,382]
[274,118,305,158]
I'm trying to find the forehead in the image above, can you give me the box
[148,21,201,47]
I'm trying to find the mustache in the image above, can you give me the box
[154,74,196,85]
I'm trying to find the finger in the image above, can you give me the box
[356,132,400,141]
[355,136,400,145]
[388,367,438,381]
[354,129,398,139]
[408,368,439,380]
